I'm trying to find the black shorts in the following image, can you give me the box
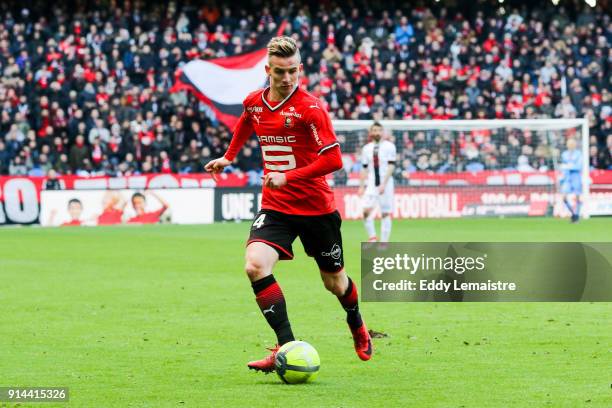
[247,209,344,273]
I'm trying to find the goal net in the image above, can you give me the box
[331,119,589,220]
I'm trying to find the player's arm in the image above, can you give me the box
[566,152,582,171]
[286,145,343,181]
[378,144,397,194]
[116,195,127,210]
[148,191,169,210]
[265,146,343,189]
[205,109,253,174]
[358,145,368,196]
[358,163,368,196]
[378,162,396,194]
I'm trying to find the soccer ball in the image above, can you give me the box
[274,341,320,384]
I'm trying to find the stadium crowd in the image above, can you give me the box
[0,0,610,182]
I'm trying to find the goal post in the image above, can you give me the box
[331,118,590,219]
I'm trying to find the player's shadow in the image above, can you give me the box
[255,379,325,386]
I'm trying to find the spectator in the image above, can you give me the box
[0,0,608,178]
[184,139,202,172]
[88,119,111,145]
[555,96,577,118]
[44,169,63,190]
[9,156,28,175]
[394,16,414,46]
[0,141,10,174]
[69,135,90,171]
[517,155,535,172]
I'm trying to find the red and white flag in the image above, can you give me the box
[171,22,287,129]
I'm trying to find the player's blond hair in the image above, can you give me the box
[267,36,300,61]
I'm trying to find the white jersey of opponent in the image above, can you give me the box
[361,140,397,195]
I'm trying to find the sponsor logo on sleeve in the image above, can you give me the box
[310,123,323,146]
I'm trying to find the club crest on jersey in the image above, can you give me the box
[284,116,293,128]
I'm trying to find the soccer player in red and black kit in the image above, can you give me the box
[205,36,372,372]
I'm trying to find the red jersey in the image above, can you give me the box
[61,219,82,227]
[127,206,167,224]
[225,87,340,216]
[97,208,123,225]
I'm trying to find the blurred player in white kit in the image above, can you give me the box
[358,122,397,242]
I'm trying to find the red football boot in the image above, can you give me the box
[351,323,373,361]
[247,345,279,373]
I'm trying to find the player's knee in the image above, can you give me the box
[321,274,345,296]
[362,209,370,218]
[245,259,269,281]
[323,279,344,296]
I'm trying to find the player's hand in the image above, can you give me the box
[358,186,365,196]
[205,157,231,174]
[263,172,287,189]
[377,185,386,195]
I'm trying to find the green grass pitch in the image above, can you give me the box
[1,218,611,407]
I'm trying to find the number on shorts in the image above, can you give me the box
[261,145,296,171]
[253,214,266,229]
